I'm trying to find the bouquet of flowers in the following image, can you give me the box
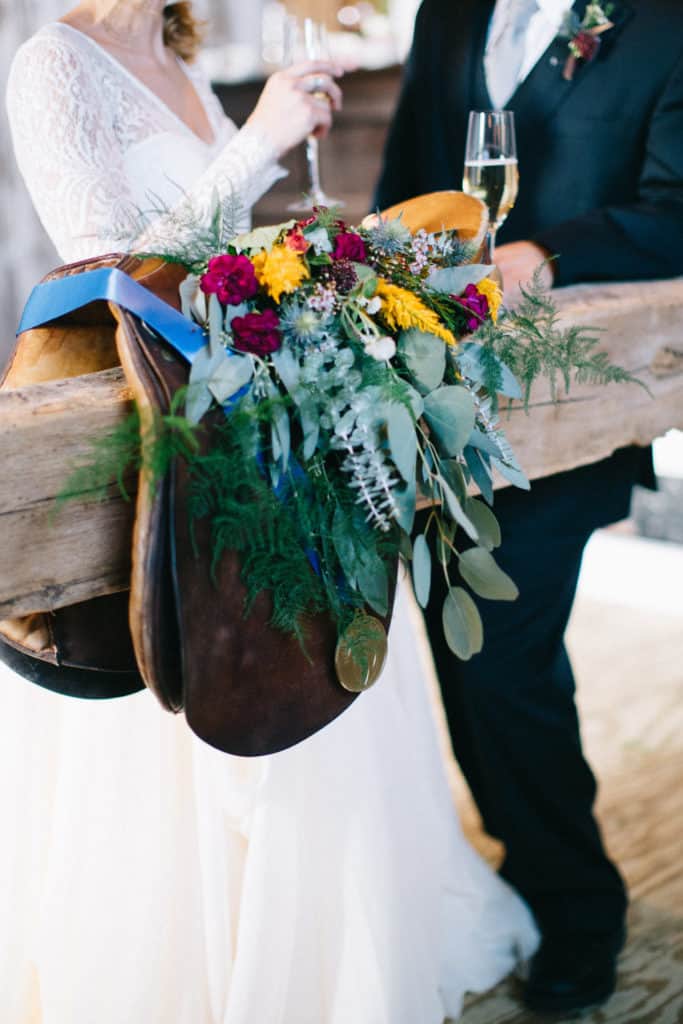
[72,200,635,693]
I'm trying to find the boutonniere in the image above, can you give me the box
[559,3,615,81]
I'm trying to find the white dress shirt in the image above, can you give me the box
[485,0,575,109]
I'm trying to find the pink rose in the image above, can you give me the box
[232,309,282,356]
[332,231,367,263]
[200,254,258,306]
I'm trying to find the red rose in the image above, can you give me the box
[285,227,311,253]
[332,231,367,263]
[232,309,282,356]
[200,254,258,306]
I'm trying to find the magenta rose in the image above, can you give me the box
[232,309,282,356]
[454,283,490,332]
[332,231,367,263]
[200,254,258,306]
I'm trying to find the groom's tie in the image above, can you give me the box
[485,0,539,110]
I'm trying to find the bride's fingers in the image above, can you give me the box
[294,74,343,111]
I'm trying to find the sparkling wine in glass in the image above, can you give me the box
[283,17,343,212]
[463,110,519,261]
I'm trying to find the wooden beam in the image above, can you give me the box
[1,278,681,618]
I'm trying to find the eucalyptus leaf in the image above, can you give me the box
[353,263,377,284]
[271,346,302,396]
[464,446,494,505]
[234,221,295,253]
[186,346,227,424]
[304,225,333,254]
[464,499,502,551]
[299,398,320,460]
[403,383,425,420]
[394,479,416,534]
[491,455,531,492]
[412,534,432,609]
[423,386,476,457]
[439,478,479,542]
[178,273,200,322]
[207,352,254,405]
[385,403,417,484]
[441,459,468,504]
[467,428,505,460]
[398,329,446,393]
[458,547,519,601]
[356,552,389,617]
[426,264,493,295]
[442,587,484,660]
[271,405,290,471]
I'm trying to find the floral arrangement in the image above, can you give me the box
[67,203,637,692]
[560,2,615,81]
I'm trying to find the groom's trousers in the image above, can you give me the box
[419,445,648,938]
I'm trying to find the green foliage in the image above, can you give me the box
[474,268,644,409]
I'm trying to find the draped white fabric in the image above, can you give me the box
[1,24,538,1022]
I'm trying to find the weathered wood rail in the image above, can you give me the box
[1,277,682,619]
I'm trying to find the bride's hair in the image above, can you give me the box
[162,2,204,62]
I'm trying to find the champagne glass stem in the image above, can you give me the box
[305,134,323,204]
[485,227,497,263]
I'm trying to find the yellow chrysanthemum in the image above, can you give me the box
[251,245,310,304]
[375,279,457,347]
[475,277,503,323]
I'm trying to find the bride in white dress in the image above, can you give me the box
[2,3,538,1022]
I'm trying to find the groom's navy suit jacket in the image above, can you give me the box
[375,0,683,286]
[375,0,682,934]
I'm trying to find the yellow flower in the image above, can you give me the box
[251,245,310,303]
[375,279,457,346]
[475,277,503,323]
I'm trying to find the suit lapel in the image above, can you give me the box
[510,0,634,123]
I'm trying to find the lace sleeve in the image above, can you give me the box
[6,32,286,263]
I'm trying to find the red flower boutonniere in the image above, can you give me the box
[560,3,615,81]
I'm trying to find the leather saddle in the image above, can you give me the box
[0,255,385,755]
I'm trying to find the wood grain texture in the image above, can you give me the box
[0,368,134,617]
[0,279,681,616]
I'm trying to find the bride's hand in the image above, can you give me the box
[246,61,344,158]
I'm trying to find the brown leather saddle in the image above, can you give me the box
[0,255,389,755]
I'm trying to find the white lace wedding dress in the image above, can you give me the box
[2,24,538,1024]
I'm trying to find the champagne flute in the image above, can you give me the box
[463,110,519,261]
[283,17,343,211]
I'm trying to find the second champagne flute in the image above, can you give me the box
[284,17,343,212]
[463,110,519,261]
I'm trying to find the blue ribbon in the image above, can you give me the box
[18,267,206,365]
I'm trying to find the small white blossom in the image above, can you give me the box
[360,295,383,315]
[364,335,396,362]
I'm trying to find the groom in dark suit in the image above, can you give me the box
[375,0,683,1013]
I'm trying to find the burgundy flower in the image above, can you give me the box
[200,254,258,306]
[332,231,367,263]
[572,30,601,62]
[232,308,282,356]
[454,283,490,332]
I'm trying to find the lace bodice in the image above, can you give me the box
[6,23,286,263]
